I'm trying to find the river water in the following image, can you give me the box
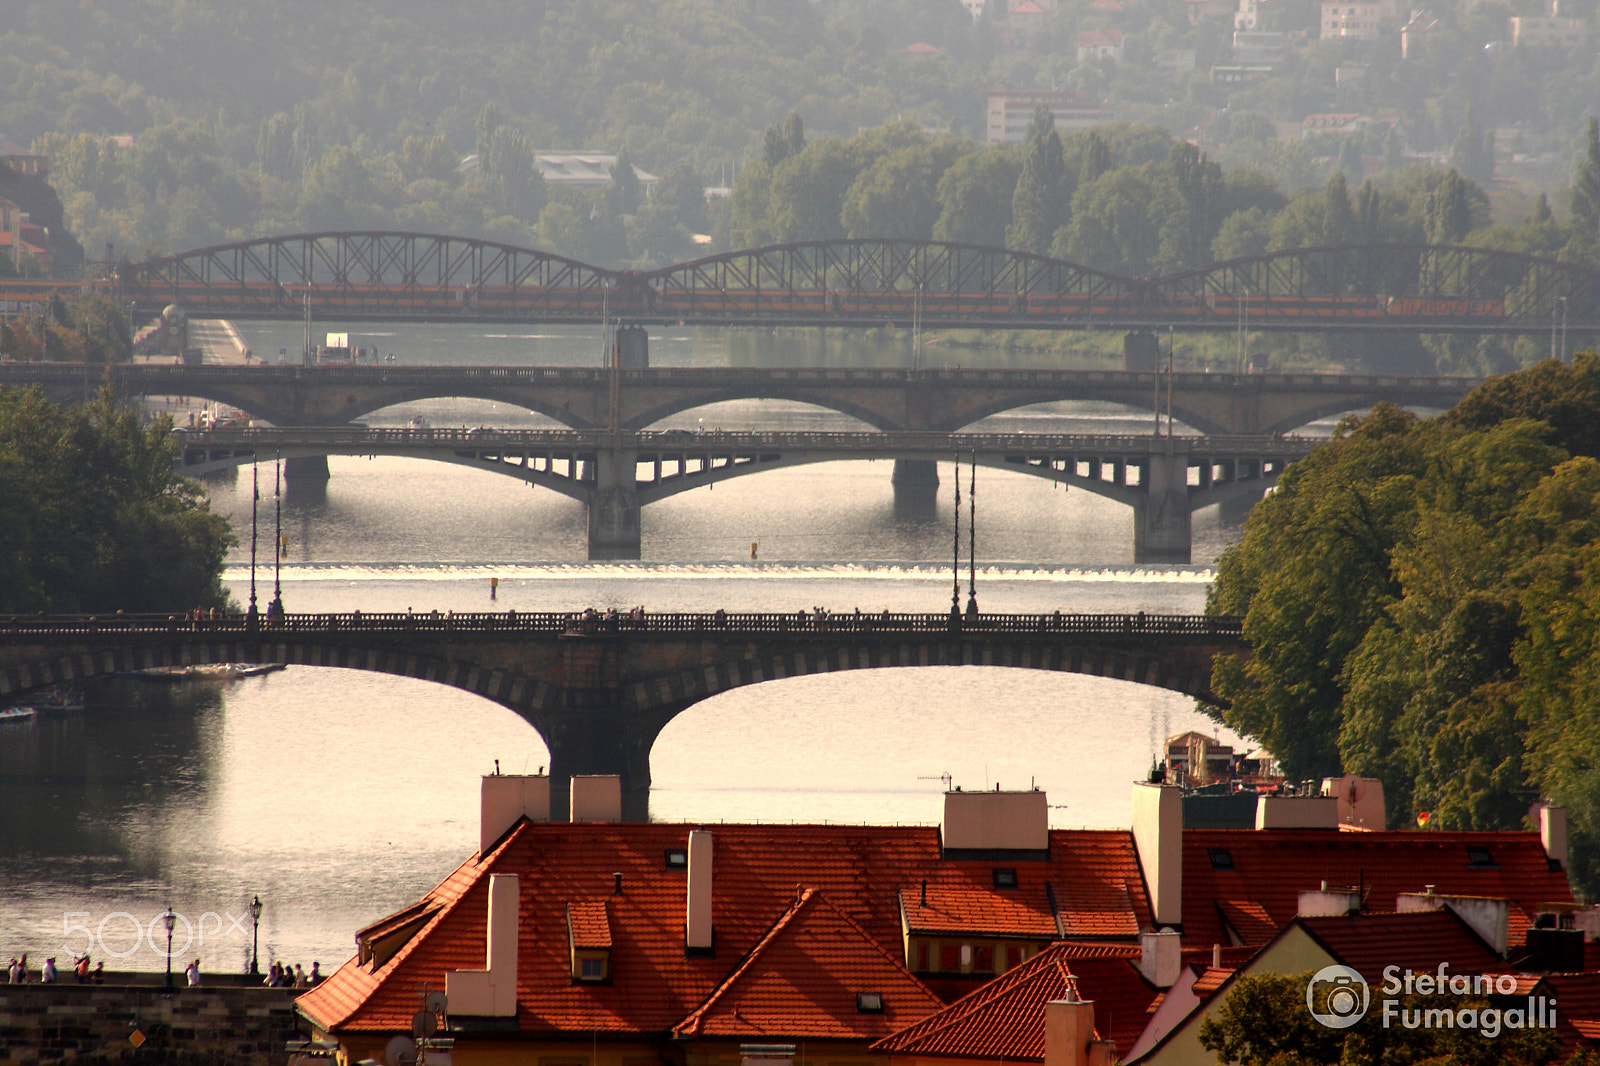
[0,324,1265,977]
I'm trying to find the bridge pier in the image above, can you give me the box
[891,458,940,512]
[587,442,641,560]
[526,632,671,822]
[284,455,330,481]
[1133,448,1192,564]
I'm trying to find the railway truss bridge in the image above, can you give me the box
[175,426,1318,562]
[99,233,1600,334]
[0,610,1245,818]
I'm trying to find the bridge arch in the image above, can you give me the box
[0,612,1239,817]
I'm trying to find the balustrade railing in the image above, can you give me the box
[0,611,1243,639]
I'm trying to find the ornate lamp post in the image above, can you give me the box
[162,906,176,990]
[249,895,263,977]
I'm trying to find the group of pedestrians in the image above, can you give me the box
[5,954,103,984]
[265,960,321,988]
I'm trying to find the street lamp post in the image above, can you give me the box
[249,895,263,978]
[162,906,176,990]
[1560,296,1569,363]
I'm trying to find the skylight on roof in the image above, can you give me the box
[1209,848,1235,870]
[993,868,1018,889]
[856,992,885,1013]
[664,848,688,870]
[1467,846,1497,868]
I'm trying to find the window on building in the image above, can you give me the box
[579,957,606,981]
[856,992,885,1013]
[940,944,963,971]
[993,868,1019,889]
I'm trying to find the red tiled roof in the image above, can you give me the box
[567,901,611,949]
[1182,829,1572,951]
[1190,966,1233,995]
[299,823,1151,1038]
[900,881,1059,939]
[1298,910,1506,983]
[1216,899,1278,945]
[1533,972,1600,1055]
[675,887,943,1040]
[872,942,1157,1059]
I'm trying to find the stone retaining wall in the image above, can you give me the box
[0,981,305,1064]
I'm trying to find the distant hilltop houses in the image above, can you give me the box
[0,135,70,278]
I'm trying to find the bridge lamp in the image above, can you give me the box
[162,906,176,990]
[249,895,263,977]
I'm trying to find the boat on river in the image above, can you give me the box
[128,662,286,682]
[0,705,37,723]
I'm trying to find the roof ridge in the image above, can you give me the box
[675,886,818,1037]
[874,943,1070,1049]
[311,819,531,1031]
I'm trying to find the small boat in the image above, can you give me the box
[131,663,286,681]
[0,706,38,723]
[32,686,84,712]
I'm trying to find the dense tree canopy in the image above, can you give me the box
[0,386,233,613]
[1207,353,1600,897]
[1199,971,1561,1065]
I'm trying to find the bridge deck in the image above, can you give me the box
[0,610,1241,639]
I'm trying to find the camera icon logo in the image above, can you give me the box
[1306,964,1369,1028]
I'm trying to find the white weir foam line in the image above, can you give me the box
[222,563,1215,584]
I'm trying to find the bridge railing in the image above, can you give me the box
[178,426,1321,458]
[0,611,1243,639]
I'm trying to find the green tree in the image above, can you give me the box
[763,111,807,169]
[609,148,644,216]
[933,145,1021,247]
[1571,117,1600,240]
[0,385,233,613]
[1449,109,1495,188]
[1208,404,1428,780]
[1425,169,1474,244]
[766,139,856,242]
[842,139,970,240]
[1007,106,1068,254]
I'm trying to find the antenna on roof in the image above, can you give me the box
[493,759,500,776]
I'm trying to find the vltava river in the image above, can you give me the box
[0,324,1256,976]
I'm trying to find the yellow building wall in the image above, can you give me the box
[1140,927,1333,1066]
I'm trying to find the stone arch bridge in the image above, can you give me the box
[0,610,1243,819]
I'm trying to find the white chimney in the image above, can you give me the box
[686,829,714,952]
[1298,886,1360,918]
[1540,805,1567,865]
[571,775,623,822]
[1397,891,1509,956]
[1255,794,1338,829]
[1131,782,1183,927]
[942,788,1049,852]
[1139,928,1183,989]
[480,773,550,854]
[446,872,519,1016]
[1320,775,1386,829]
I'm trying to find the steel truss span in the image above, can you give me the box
[117,234,1600,332]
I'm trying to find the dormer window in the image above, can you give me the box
[567,901,613,983]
